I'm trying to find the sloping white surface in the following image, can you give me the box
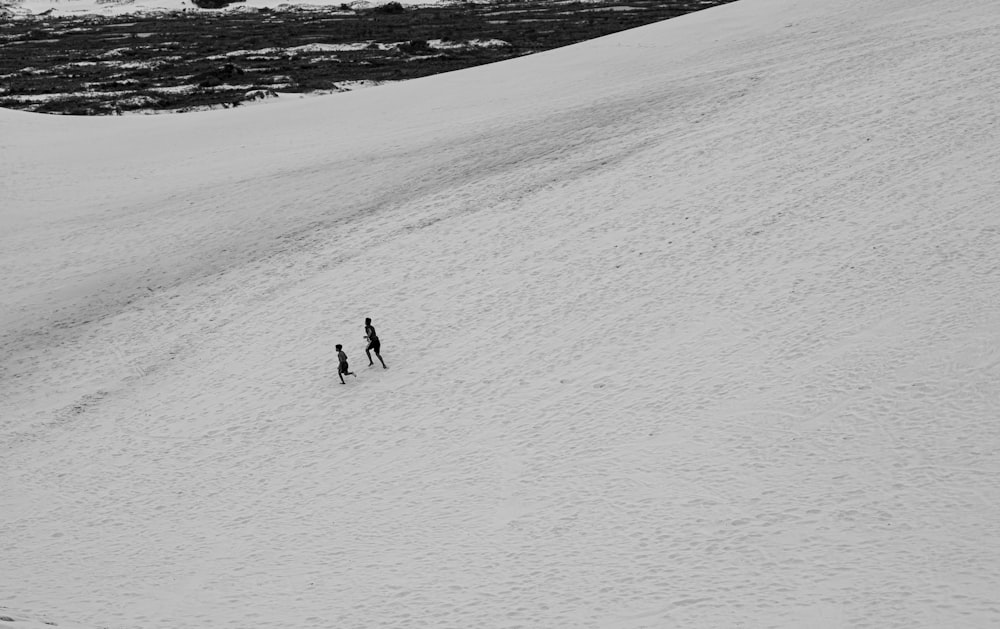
[3,0,1000,627]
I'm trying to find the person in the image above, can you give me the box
[336,344,355,384]
[364,317,387,369]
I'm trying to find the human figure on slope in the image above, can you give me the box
[364,317,387,369]
[336,344,356,384]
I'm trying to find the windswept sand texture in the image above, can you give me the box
[2,0,1000,627]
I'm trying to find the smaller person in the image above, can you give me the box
[364,317,387,369]
[336,344,356,384]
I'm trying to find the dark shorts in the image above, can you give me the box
[339,362,349,374]
[367,338,381,353]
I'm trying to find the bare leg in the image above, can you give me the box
[375,351,387,369]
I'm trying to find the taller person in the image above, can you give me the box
[365,317,388,369]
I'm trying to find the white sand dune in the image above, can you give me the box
[3,0,1000,627]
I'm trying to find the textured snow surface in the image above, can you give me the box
[3,0,1000,627]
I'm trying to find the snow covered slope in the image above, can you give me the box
[3,0,1000,627]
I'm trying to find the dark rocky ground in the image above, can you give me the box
[0,0,736,115]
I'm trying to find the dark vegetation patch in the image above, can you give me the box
[0,0,737,115]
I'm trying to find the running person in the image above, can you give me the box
[336,344,356,384]
[364,317,387,369]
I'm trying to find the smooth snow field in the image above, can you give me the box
[3,0,1000,627]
